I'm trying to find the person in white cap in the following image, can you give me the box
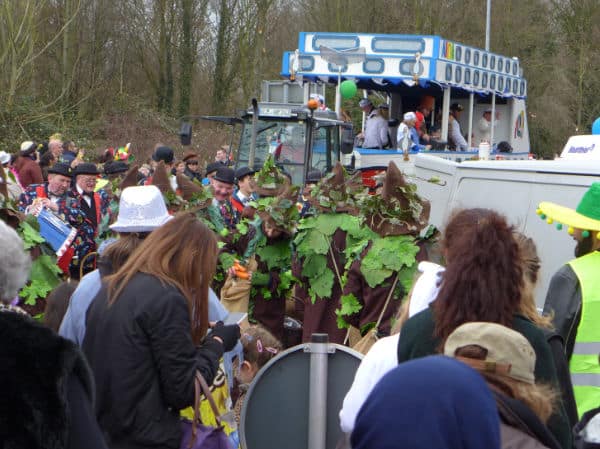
[0,151,22,201]
[310,93,328,111]
[12,141,43,188]
[357,98,390,149]
[478,109,500,144]
[59,185,172,345]
[397,111,430,153]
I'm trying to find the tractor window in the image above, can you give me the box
[309,124,339,176]
[236,119,308,185]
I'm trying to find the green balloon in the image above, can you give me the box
[340,80,357,99]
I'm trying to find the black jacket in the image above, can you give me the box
[543,263,582,360]
[83,273,224,449]
[0,307,106,449]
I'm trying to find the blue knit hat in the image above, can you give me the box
[351,356,501,449]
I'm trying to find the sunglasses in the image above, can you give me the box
[187,161,199,165]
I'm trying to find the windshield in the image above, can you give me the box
[236,118,340,185]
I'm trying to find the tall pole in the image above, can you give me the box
[335,69,342,120]
[485,0,491,51]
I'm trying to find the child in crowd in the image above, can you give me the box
[233,326,282,425]
[43,280,78,333]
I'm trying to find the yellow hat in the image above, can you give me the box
[537,183,600,233]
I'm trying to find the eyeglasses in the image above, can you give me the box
[187,161,199,165]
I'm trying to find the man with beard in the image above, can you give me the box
[539,182,600,416]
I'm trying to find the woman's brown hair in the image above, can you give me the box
[106,213,218,344]
[433,208,523,343]
[100,232,150,273]
[513,232,553,329]
[43,280,79,333]
[455,345,557,423]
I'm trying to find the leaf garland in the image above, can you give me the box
[19,219,45,249]
[294,213,375,303]
[254,154,286,190]
[359,235,419,288]
[19,254,62,305]
[360,183,425,230]
[336,293,362,329]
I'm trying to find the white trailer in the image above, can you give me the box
[411,154,600,307]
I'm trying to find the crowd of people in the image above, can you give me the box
[0,129,600,449]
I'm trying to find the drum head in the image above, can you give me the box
[240,343,362,449]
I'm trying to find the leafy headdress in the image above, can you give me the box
[254,154,290,197]
[119,165,140,191]
[151,161,175,196]
[308,162,365,214]
[363,161,430,237]
[257,184,301,236]
[176,173,212,209]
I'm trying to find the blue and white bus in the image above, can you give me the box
[280,32,530,167]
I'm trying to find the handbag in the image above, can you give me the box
[180,371,234,449]
[350,273,399,355]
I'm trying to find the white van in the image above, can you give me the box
[412,154,600,307]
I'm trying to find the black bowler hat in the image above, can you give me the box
[213,166,235,185]
[205,162,222,177]
[104,160,129,175]
[152,146,174,164]
[73,162,100,176]
[235,166,256,182]
[47,162,73,178]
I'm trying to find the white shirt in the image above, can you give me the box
[450,118,469,151]
[76,184,91,207]
[363,109,389,148]
[339,333,400,433]
[397,122,411,151]
[477,116,498,144]
[234,190,253,207]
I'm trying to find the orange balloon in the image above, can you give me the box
[307,99,319,110]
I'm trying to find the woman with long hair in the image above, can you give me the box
[59,185,170,346]
[397,208,572,449]
[83,213,240,449]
